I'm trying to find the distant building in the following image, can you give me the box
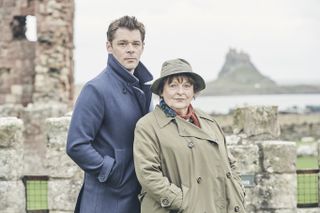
[0,0,74,106]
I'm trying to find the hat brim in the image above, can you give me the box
[151,70,206,95]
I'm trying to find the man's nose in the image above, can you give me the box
[126,43,135,52]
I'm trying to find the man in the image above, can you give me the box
[66,16,153,213]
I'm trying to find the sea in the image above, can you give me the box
[188,94,320,114]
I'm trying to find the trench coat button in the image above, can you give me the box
[196,176,202,184]
[122,87,127,94]
[226,172,232,179]
[188,142,194,148]
[160,198,170,207]
[234,206,240,212]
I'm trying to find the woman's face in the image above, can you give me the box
[161,76,195,116]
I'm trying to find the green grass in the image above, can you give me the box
[297,156,318,169]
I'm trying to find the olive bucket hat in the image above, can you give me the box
[151,58,206,95]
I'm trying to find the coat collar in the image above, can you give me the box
[153,106,219,143]
[107,54,153,85]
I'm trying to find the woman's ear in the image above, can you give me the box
[193,92,200,100]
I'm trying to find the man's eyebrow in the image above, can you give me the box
[117,39,141,42]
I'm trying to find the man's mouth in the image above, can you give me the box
[125,58,136,61]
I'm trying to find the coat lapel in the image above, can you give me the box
[132,86,147,115]
[175,117,219,144]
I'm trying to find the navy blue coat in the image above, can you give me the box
[66,54,153,213]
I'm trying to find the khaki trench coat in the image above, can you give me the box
[134,106,246,213]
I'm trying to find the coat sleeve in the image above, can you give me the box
[66,83,114,183]
[133,121,183,211]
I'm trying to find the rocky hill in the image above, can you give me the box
[202,49,320,96]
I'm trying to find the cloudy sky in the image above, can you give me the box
[74,0,320,85]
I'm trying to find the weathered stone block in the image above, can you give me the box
[11,84,23,95]
[48,179,82,211]
[20,104,68,174]
[297,208,320,213]
[0,149,23,180]
[226,134,242,145]
[0,104,23,117]
[46,148,83,179]
[0,117,23,148]
[233,106,280,139]
[46,116,70,148]
[258,141,296,173]
[0,181,25,213]
[45,116,82,178]
[228,144,260,174]
[247,173,296,210]
[5,94,16,103]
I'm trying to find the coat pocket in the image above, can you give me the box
[108,149,126,187]
[178,184,190,212]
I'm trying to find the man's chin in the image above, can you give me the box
[124,64,138,71]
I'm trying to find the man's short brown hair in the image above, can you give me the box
[107,16,145,42]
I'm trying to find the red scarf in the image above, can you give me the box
[176,105,201,128]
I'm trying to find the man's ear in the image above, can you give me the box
[106,41,112,53]
[142,42,145,51]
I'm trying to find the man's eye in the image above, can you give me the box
[118,42,127,47]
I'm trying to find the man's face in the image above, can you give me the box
[107,28,144,72]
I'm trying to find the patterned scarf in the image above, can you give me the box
[159,99,201,128]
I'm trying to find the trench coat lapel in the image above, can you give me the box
[154,106,219,144]
[175,117,219,144]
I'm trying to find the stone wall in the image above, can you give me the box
[0,103,69,175]
[227,106,298,212]
[0,117,25,213]
[0,0,36,106]
[33,0,74,103]
[1,106,319,212]
[45,116,82,212]
[0,0,74,106]
[214,113,320,142]
[0,0,75,175]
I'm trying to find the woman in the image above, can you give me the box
[133,58,246,213]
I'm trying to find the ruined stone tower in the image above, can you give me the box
[0,0,74,106]
[0,0,75,174]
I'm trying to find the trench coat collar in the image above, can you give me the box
[154,106,219,143]
[107,54,153,85]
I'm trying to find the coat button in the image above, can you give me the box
[226,172,232,179]
[188,142,194,148]
[196,176,202,184]
[122,87,127,94]
[234,206,240,212]
[161,198,170,207]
